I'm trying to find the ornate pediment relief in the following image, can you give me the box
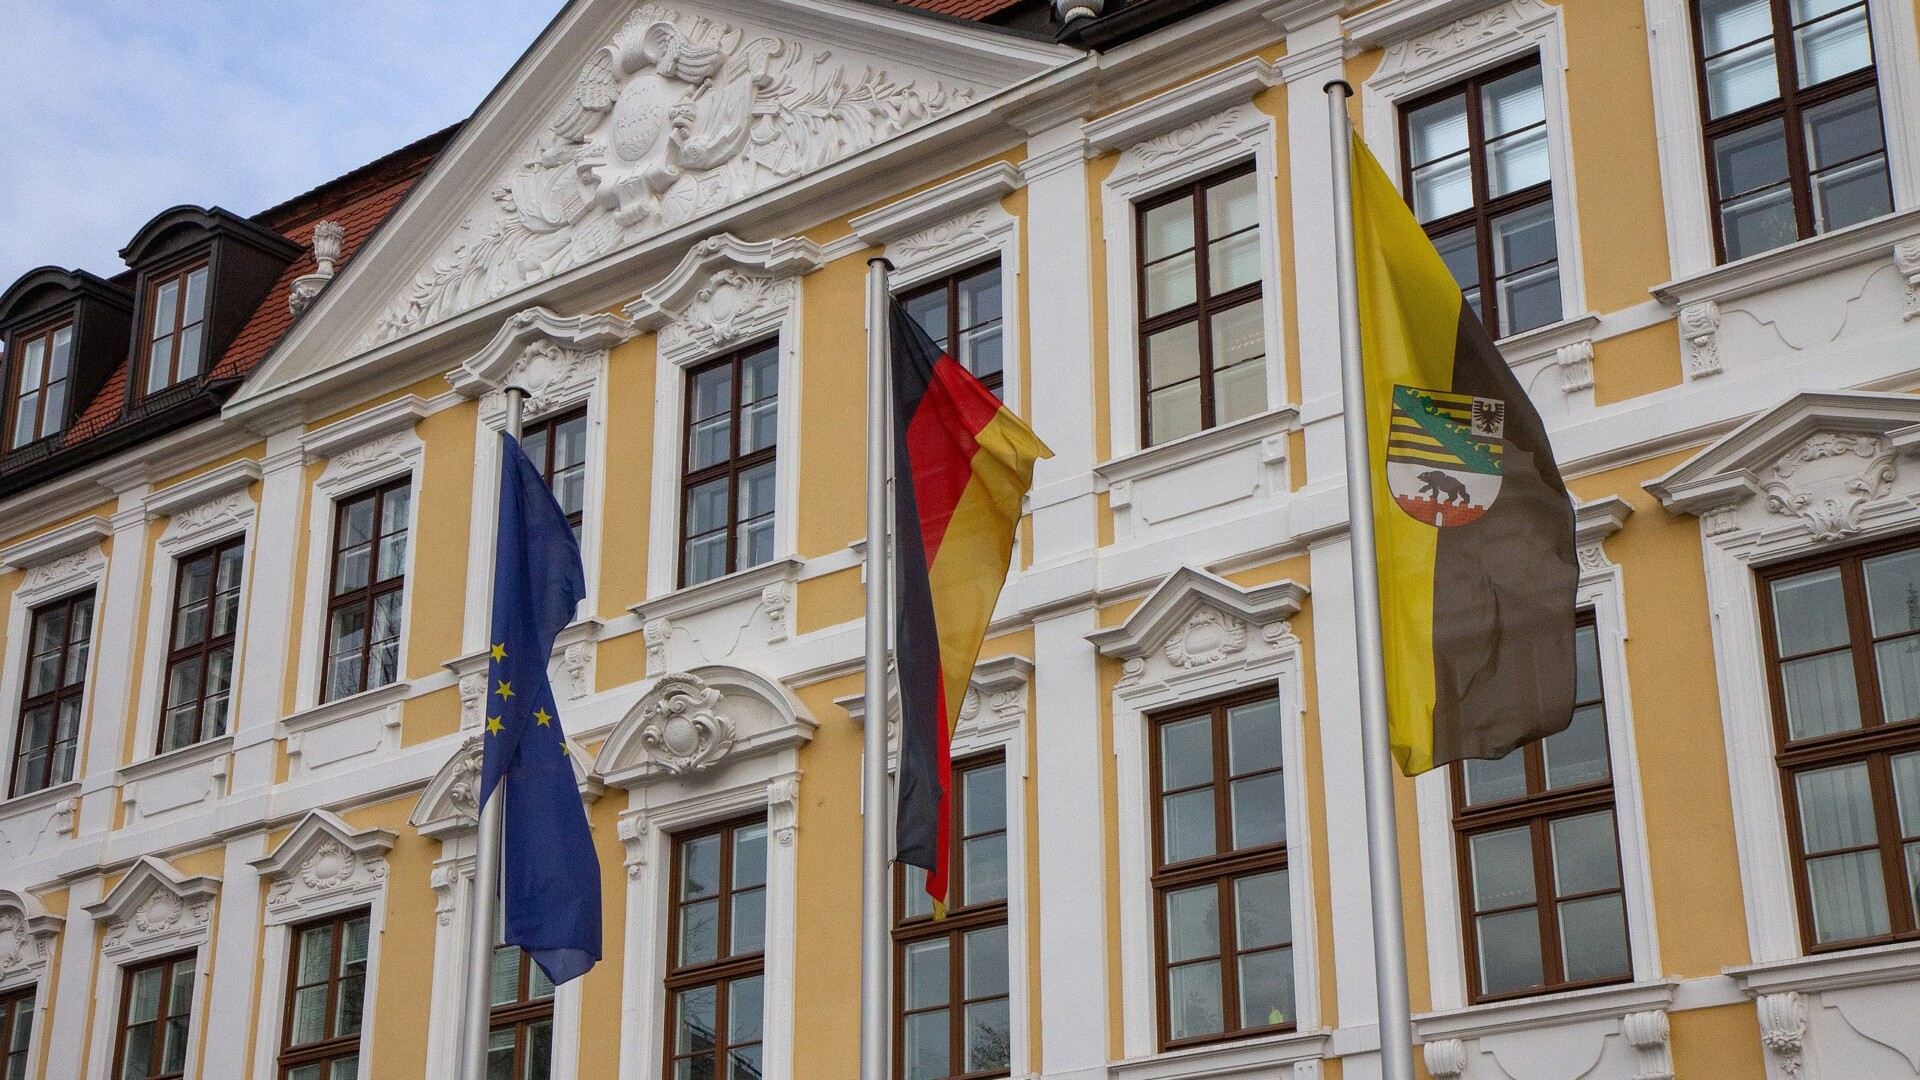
[596,665,815,788]
[0,889,61,988]
[86,856,219,963]
[448,306,636,419]
[1090,567,1308,695]
[361,4,977,350]
[411,732,601,838]
[1646,390,1920,546]
[250,810,396,925]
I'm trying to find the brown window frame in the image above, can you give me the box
[1690,0,1890,263]
[1757,534,1920,951]
[662,815,768,1080]
[7,319,75,450]
[321,478,411,703]
[1450,612,1631,1003]
[892,752,1013,1080]
[1398,54,1558,341]
[678,342,779,588]
[1147,688,1292,1052]
[1134,163,1266,448]
[488,932,555,1080]
[898,261,1006,398]
[0,985,35,1079]
[9,589,94,798]
[113,952,196,1080]
[140,262,211,395]
[158,537,245,754]
[277,909,370,1080]
[519,406,589,538]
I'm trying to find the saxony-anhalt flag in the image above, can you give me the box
[1351,133,1578,776]
[891,297,1052,910]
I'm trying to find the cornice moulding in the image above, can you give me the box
[1415,978,1679,1040]
[850,163,1025,245]
[0,515,111,573]
[84,855,221,922]
[1089,566,1309,659]
[143,459,262,520]
[447,307,636,400]
[1573,496,1633,546]
[281,681,415,735]
[1345,0,1517,47]
[1083,58,1278,153]
[299,395,431,464]
[248,808,397,878]
[1652,206,1920,309]
[624,236,826,330]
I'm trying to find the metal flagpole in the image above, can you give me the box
[1325,81,1419,1080]
[859,258,895,1080]
[459,386,525,1080]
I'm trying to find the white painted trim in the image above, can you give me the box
[850,161,1024,244]
[0,516,112,573]
[0,884,62,1080]
[1357,0,1589,332]
[142,460,261,521]
[880,193,1027,419]
[82,857,219,1080]
[1084,58,1279,152]
[1101,101,1291,460]
[0,539,108,802]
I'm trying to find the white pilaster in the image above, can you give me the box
[202,832,268,1079]
[44,877,101,1080]
[231,431,308,794]
[76,492,152,837]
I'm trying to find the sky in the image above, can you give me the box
[0,1,565,288]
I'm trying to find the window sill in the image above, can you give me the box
[1415,977,1679,1041]
[0,777,81,821]
[1652,205,1920,310]
[282,681,414,734]
[1494,311,1603,369]
[115,732,234,786]
[1110,1028,1329,1080]
[631,556,804,626]
[1096,407,1300,491]
[1727,939,1920,996]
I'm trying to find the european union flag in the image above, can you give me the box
[479,433,599,985]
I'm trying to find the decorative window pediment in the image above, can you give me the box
[837,654,1033,766]
[595,665,816,789]
[410,733,601,839]
[1646,390,1920,546]
[1089,566,1308,699]
[250,810,396,926]
[85,855,218,963]
[0,888,60,990]
[446,305,635,421]
[625,234,823,366]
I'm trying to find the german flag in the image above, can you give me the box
[891,297,1051,910]
[1351,133,1578,775]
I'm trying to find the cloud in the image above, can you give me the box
[0,0,563,286]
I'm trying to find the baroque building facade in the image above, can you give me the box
[2,0,1919,1078]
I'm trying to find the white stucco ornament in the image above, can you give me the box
[637,672,735,773]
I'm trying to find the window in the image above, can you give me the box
[664,817,768,1080]
[114,954,195,1080]
[1693,0,1893,262]
[159,538,244,754]
[900,264,1005,398]
[519,408,588,542]
[278,911,369,1080]
[1149,692,1292,1049]
[1401,57,1563,339]
[9,590,93,798]
[894,756,1012,1080]
[143,265,210,394]
[322,479,410,703]
[679,343,778,588]
[1759,537,1920,950]
[1,987,34,1080]
[1452,617,1631,1001]
[1136,165,1268,447]
[488,909,555,1080]
[8,322,73,449]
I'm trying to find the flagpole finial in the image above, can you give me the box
[1325,78,1354,97]
[868,256,894,271]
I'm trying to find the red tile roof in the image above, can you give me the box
[55,127,452,447]
[891,0,1032,19]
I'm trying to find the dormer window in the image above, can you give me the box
[143,264,210,393]
[9,321,74,448]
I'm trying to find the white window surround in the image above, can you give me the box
[1411,496,1671,1073]
[850,161,1028,417]
[0,887,62,1080]
[0,517,110,807]
[1416,978,1680,1080]
[1086,566,1322,1063]
[626,234,822,605]
[291,395,431,715]
[450,306,636,649]
[127,459,261,771]
[1645,389,1920,963]
[593,664,813,1080]
[245,810,395,1080]
[1092,58,1293,464]
[80,855,219,1080]
[1725,939,1920,1080]
[1641,0,1920,280]
[835,653,1037,1078]
[1350,0,1591,350]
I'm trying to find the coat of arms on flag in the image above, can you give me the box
[1385,384,1504,528]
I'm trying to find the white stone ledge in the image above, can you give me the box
[1415,978,1679,1042]
[1727,940,1920,995]
[1652,206,1920,309]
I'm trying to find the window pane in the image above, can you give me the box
[1805,88,1887,171]
[1236,946,1294,1030]
[1705,39,1782,117]
[963,764,1006,835]
[1716,119,1792,203]
[10,390,36,449]
[1166,961,1224,1041]
[1230,771,1285,850]
[964,925,1009,1000]
[1702,0,1774,52]
[1207,230,1261,294]
[741,347,778,404]
[1487,127,1550,200]
[1434,227,1480,293]
[1141,200,1195,263]
[297,924,333,983]
[1164,885,1221,963]
[903,290,949,350]
[675,986,717,1054]
[525,1021,553,1080]
[120,1024,154,1080]
[1162,788,1216,864]
[150,281,180,343]
[692,365,732,422]
[1557,893,1632,981]
[128,967,163,1024]
[1159,716,1213,790]
[678,900,719,966]
[738,463,775,525]
[1795,4,1873,86]
[686,478,730,540]
[1575,623,1602,702]
[689,414,733,472]
[291,984,328,1045]
[1874,637,1920,724]
[1482,67,1546,138]
[1144,253,1197,317]
[1723,185,1800,262]
[1806,849,1891,942]
[1550,811,1622,894]
[1145,323,1200,390]
[728,976,764,1047]
[1812,154,1892,234]
[958,320,1003,386]
[18,337,44,388]
[734,823,768,888]
[1464,751,1528,805]
[1234,870,1291,950]
[1148,382,1202,446]
[1781,651,1863,739]
[1796,762,1878,853]
[489,947,519,1007]
[730,889,766,957]
[368,594,402,689]
[728,1045,761,1080]
[904,865,934,920]
[1498,261,1562,337]
[176,325,203,380]
[741,396,778,457]
[681,833,722,895]
[963,833,1008,906]
[1411,154,1473,223]
[1895,752,1920,835]
[1476,908,1545,995]
[903,1009,949,1080]
[181,267,208,323]
[1543,705,1610,789]
[1470,827,1537,909]
[965,998,1012,1074]
[1205,173,1260,237]
[1227,698,1283,775]
[1211,299,1265,368]
[1492,202,1558,275]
